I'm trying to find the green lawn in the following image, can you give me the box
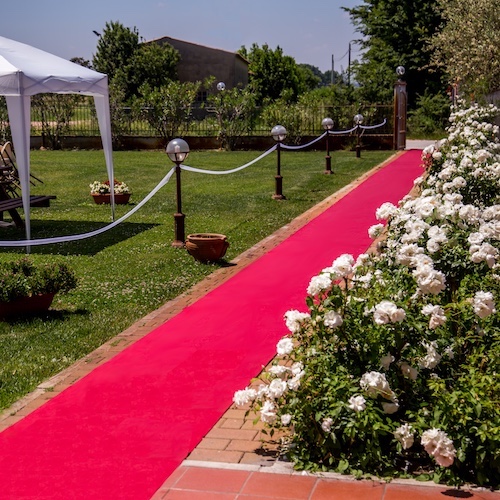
[0,148,393,410]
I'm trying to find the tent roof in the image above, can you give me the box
[0,36,108,96]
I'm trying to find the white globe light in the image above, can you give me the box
[354,114,364,125]
[166,138,190,163]
[322,117,334,130]
[271,125,287,142]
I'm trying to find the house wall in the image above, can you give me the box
[152,36,248,89]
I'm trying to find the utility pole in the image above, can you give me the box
[331,54,334,85]
[348,42,351,87]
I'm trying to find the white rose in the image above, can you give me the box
[284,309,310,334]
[307,273,332,296]
[324,310,343,329]
[233,388,257,406]
[321,417,333,432]
[276,337,294,356]
[260,400,276,424]
[281,414,292,426]
[473,291,496,319]
[380,354,395,370]
[382,401,399,414]
[348,395,366,412]
[394,423,414,449]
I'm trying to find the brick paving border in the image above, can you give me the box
[0,152,403,449]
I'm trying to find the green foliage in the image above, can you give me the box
[92,21,179,103]
[127,42,180,96]
[205,82,258,150]
[343,0,447,107]
[239,44,305,104]
[0,258,77,302]
[297,64,322,92]
[260,98,305,145]
[92,21,139,83]
[430,0,500,96]
[408,92,451,137]
[133,80,202,145]
[0,97,11,143]
[31,94,84,149]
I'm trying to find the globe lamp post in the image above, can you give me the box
[322,117,334,174]
[166,138,190,247]
[271,125,287,199]
[354,113,364,158]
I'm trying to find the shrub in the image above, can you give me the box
[235,100,500,487]
[408,92,451,137]
[0,258,78,302]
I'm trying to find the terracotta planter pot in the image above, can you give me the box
[91,193,131,205]
[186,233,229,263]
[0,293,56,319]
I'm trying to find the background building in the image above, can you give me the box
[152,36,249,92]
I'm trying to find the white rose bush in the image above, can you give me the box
[234,102,499,487]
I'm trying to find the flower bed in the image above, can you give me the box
[234,101,499,487]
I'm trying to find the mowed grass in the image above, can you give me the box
[0,148,393,409]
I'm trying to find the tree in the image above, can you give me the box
[70,57,92,69]
[126,42,180,99]
[297,64,322,90]
[343,0,446,106]
[32,94,83,149]
[92,21,179,102]
[205,82,258,150]
[133,80,201,144]
[238,44,304,104]
[430,0,500,96]
[92,21,139,83]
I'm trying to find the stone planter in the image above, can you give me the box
[0,293,56,319]
[91,193,131,205]
[186,233,229,263]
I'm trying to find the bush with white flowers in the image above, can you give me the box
[234,101,499,487]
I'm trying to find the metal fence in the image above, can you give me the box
[29,102,394,138]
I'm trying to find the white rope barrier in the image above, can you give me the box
[0,146,278,247]
[359,118,387,130]
[181,145,276,174]
[329,125,359,135]
[0,168,176,247]
[281,132,327,150]
[0,121,386,247]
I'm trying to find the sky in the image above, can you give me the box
[1,0,363,73]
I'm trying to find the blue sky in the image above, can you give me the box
[1,0,362,72]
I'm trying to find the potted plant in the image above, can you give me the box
[0,258,78,318]
[186,233,229,263]
[89,179,131,204]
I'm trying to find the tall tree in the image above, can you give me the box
[343,0,446,106]
[238,44,304,104]
[92,21,179,102]
[430,0,500,97]
[92,21,139,83]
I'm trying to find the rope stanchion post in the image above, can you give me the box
[393,66,407,151]
[271,125,287,200]
[354,114,364,158]
[322,117,334,174]
[166,138,190,248]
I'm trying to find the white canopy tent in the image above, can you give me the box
[0,35,114,243]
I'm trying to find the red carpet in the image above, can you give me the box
[0,150,423,499]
